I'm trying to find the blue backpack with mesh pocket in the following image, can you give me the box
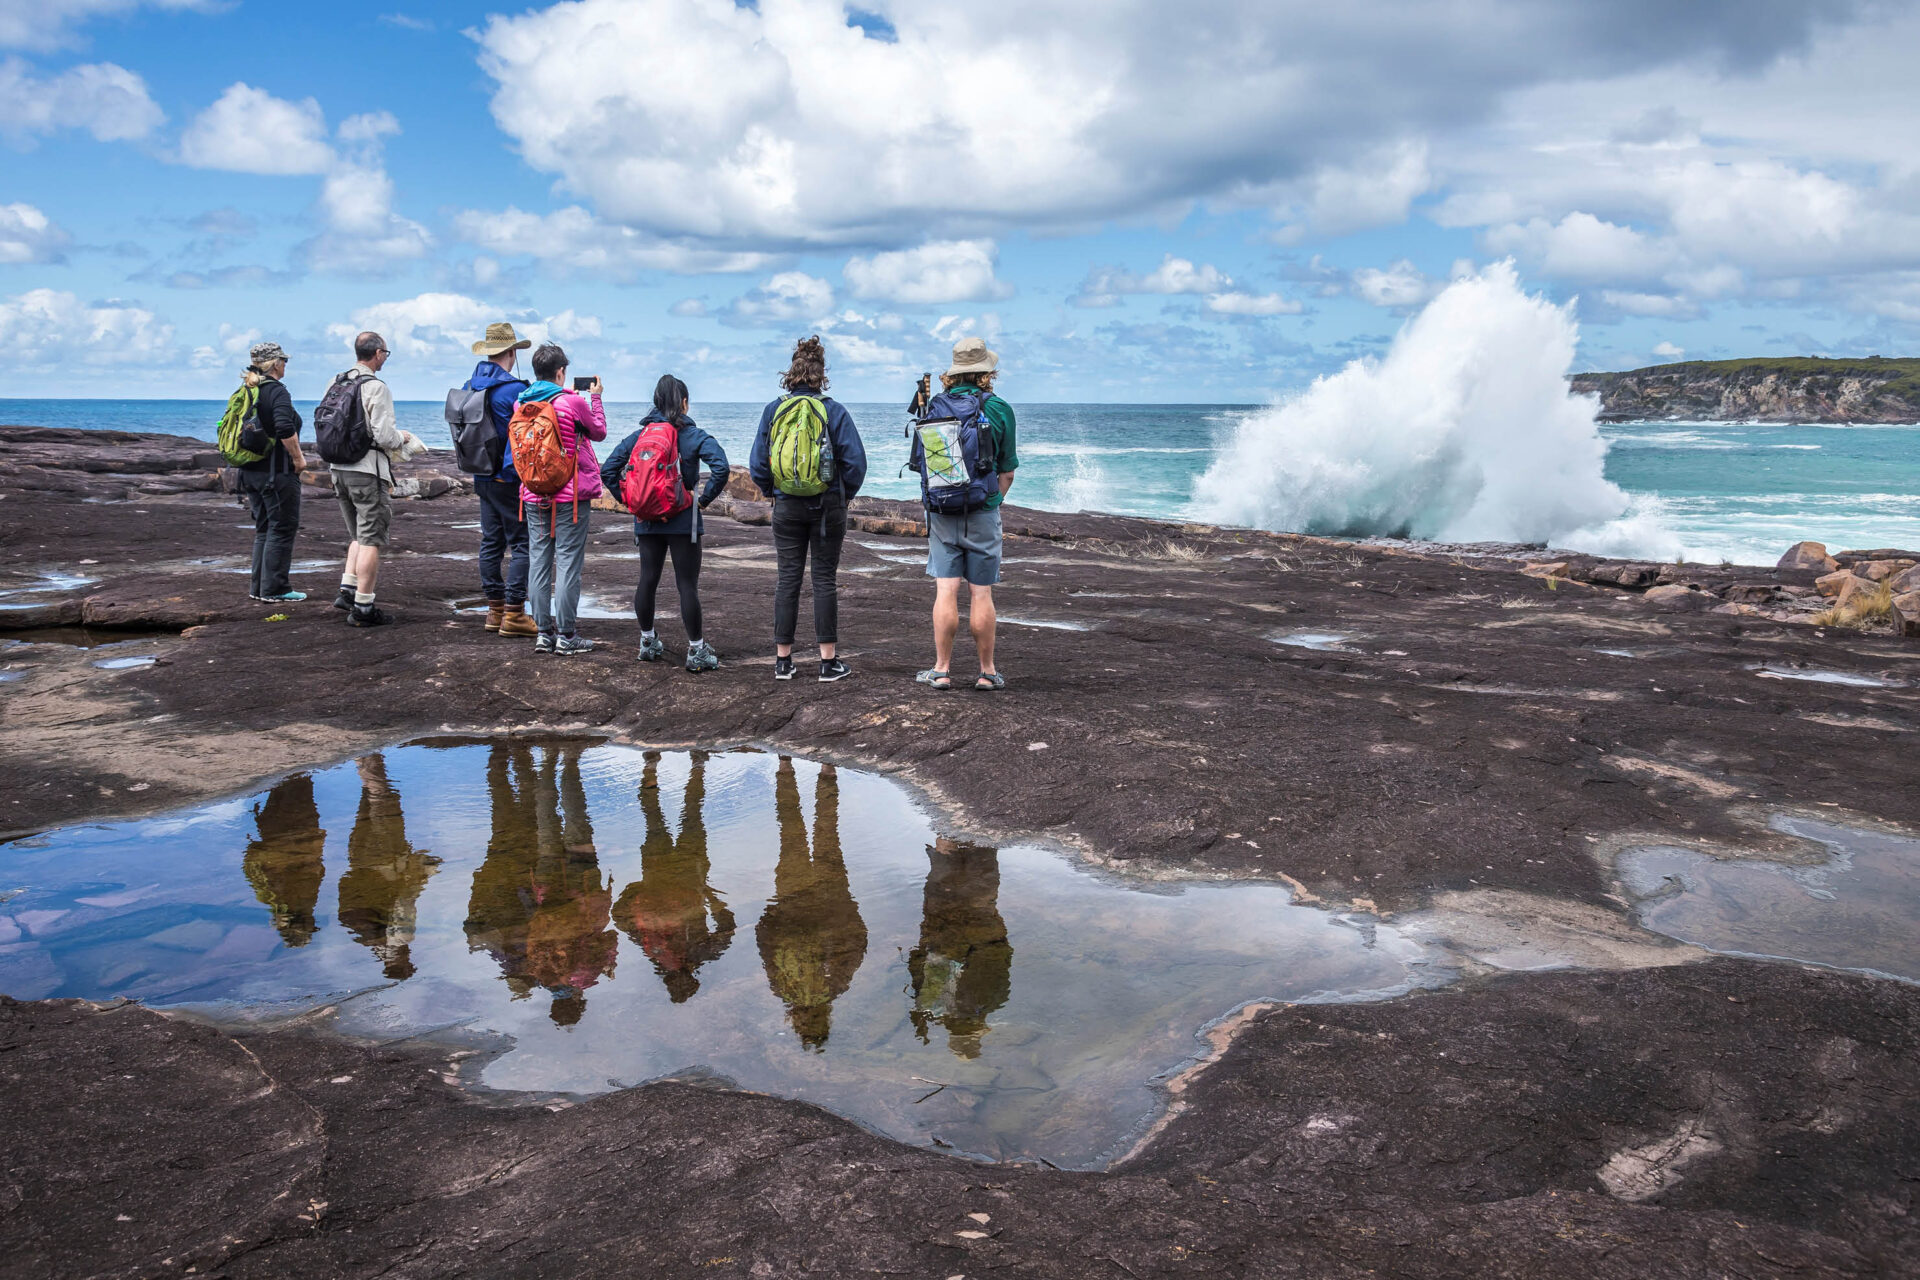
[909,390,997,513]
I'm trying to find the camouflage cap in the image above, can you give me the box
[249,341,289,367]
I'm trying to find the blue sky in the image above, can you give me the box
[3,0,1917,401]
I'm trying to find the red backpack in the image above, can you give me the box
[621,421,693,522]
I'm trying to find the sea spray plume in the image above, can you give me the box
[1193,262,1631,546]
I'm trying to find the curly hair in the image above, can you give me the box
[941,370,997,394]
[781,335,829,392]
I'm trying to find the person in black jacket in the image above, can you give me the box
[237,341,308,602]
[598,375,730,672]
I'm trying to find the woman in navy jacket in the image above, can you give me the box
[599,375,730,672]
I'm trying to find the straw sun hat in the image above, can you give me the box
[472,322,533,357]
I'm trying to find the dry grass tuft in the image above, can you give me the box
[1498,597,1546,610]
[1139,537,1210,563]
[1811,580,1894,629]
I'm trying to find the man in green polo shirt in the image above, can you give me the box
[914,337,1019,692]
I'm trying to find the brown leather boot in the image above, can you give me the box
[498,603,539,637]
[485,599,506,632]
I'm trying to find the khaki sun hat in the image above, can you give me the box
[946,336,998,378]
[472,322,533,357]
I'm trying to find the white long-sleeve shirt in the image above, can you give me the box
[329,363,408,484]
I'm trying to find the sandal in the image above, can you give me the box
[974,672,1007,692]
[916,668,953,691]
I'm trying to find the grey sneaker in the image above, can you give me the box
[685,639,720,673]
[535,632,556,654]
[555,633,595,656]
[637,633,667,662]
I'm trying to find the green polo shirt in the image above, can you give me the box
[949,383,1018,509]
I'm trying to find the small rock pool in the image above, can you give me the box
[0,741,1436,1169]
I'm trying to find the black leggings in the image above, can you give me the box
[634,534,703,640]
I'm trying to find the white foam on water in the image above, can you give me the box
[1192,263,1680,560]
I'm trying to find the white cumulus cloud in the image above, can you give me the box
[720,272,835,328]
[0,56,162,144]
[451,205,771,278]
[1074,255,1236,308]
[0,0,214,52]
[843,239,1011,304]
[327,293,598,364]
[0,202,70,264]
[178,82,334,175]
[2,287,173,367]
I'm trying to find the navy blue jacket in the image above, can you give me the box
[748,387,866,501]
[462,359,528,482]
[599,414,730,539]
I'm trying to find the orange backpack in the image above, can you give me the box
[507,398,578,520]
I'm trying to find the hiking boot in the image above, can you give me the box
[333,585,355,611]
[555,633,595,656]
[485,599,506,632]
[498,604,539,637]
[685,639,720,673]
[773,655,795,681]
[818,658,852,683]
[637,633,667,663]
[347,602,394,628]
[534,632,556,654]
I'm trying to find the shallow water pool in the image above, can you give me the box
[0,742,1435,1168]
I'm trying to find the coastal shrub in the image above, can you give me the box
[1140,538,1209,563]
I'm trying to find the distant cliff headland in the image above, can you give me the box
[1570,356,1920,423]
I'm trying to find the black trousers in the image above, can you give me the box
[475,474,529,606]
[772,491,846,647]
[239,468,301,597]
[635,534,703,640]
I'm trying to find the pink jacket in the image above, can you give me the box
[526,390,607,506]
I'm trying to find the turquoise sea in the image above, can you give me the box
[3,399,1916,568]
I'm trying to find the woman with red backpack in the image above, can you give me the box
[512,343,607,656]
[597,374,730,672]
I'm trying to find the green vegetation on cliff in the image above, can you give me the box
[1569,356,1920,422]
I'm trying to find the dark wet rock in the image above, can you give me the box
[1582,562,1662,588]
[3,960,1913,1278]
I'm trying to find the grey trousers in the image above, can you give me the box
[527,502,592,636]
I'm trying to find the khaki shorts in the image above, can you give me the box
[332,470,392,548]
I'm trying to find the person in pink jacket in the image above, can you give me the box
[517,343,607,655]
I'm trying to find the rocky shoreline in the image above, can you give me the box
[2,424,1918,1278]
[1570,357,1920,423]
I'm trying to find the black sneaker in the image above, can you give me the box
[818,658,852,683]
[332,586,355,611]
[347,602,394,628]
[774,655,795,681]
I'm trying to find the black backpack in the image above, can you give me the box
[315,372,374,466]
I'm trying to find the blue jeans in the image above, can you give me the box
[475,475,528,606]
[527,503,591,635]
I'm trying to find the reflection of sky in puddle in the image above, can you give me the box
[1752,666,1900,688]
[0,571,99,598]
[1,627,174,649]
[1274,631,1354,652]
[91,655,157,670]
[1618,815,1919,983]
[999,616,1094,632]
[1596,649,1636,658]
[0,743,1436,1169]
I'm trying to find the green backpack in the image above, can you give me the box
[216,382,268,466]
[766,393,835,497]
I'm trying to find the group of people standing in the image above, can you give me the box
[229,326,1020,689]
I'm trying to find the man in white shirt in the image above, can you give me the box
[328,331,421,627]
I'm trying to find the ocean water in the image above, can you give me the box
[5,398,1917,568]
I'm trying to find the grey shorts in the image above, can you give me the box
[926,507,1003,586]
[332,470,393,548]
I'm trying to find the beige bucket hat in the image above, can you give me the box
[472,322,533,357]
[946,336,998,378]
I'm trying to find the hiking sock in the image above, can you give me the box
[340,573,357,590]
[641,629,657,641]
[354,591,376,608]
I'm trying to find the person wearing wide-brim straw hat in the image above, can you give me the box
[909,336,1020,692]
[472,322,534,359]
[461,323,538,636]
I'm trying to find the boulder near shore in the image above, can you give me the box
[1,425,1916,1279]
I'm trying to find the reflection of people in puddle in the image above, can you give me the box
[242,773,327,947]
[336,754,440,980]
[756,759,867,1050]
[464,744,617,1026]
[908,838,1013,1059]
[613,751,735,1003]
